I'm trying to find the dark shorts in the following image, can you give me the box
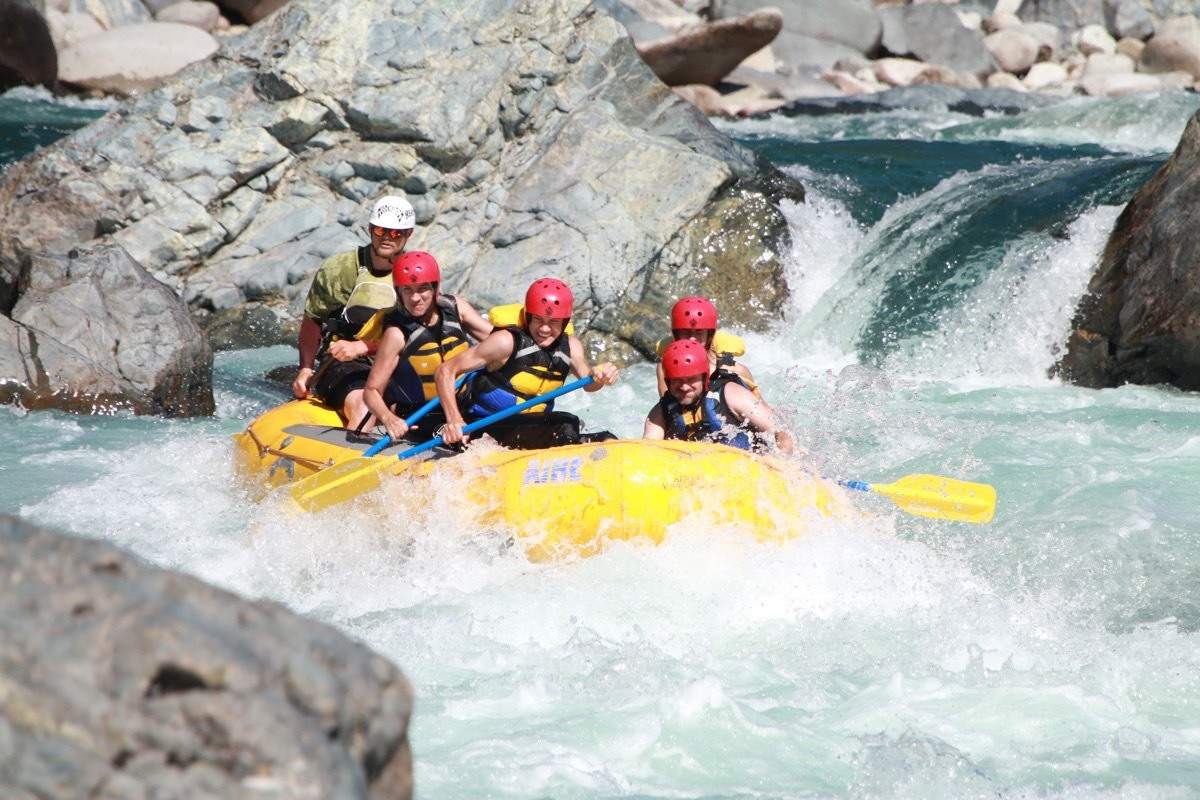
[394,409,448,444]
[468,411,616,451]
[310,358,371,411]
[382,379,427,413]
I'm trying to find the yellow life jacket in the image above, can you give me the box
[354,308,389,344]
[654,330,745,359]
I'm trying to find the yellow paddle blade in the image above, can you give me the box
[873,474,996,524]
[288,456,394,512]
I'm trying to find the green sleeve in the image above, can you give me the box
[302,250,359,322]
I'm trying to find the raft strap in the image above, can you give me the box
[243,425,335,471]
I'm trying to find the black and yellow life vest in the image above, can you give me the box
[382,296,470,406]
[654,331,760,397]
[465,326,572,417]
[660,370,760,451]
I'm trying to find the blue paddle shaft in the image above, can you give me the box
[360,370,477,458]
[395,375,596,462]
[838,480,873,492]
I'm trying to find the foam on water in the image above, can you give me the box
[7,349,1200,797]
[719,90,1200,155]
[893,204,1125,387]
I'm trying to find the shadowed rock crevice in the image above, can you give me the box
[146,664,211,697]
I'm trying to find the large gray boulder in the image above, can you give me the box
[1056,107,1200,389]
[1106,0,1156,40]
[0,512,413,799]
[713,0,883,72]
[878,3,997,80]
[0,243,214,416]
[0,0,804,374]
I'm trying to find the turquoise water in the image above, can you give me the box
[0,87,109,170]
[4,86,1200,798]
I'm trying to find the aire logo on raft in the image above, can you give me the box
[523,456,584,485]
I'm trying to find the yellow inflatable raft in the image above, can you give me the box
[233,400,849,560]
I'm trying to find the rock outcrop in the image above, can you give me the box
[0,243,213,416]
[1056,106,1200,389]
[12,0,1200,118]
[0,0,804,392]
[0,512,413,798]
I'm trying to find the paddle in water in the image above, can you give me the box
[838,474,996,524]
[290,376,596,512]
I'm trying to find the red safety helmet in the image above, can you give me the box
[661,339,710,386]
[671,296,717,331]
[393,251,440,294]
[525,278,573,320]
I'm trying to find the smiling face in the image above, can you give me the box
[369,225,411,262]
[400,282,436,318]
[666,372,707,406]
[527,313,565,348]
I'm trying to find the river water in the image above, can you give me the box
[4,84,1200,798]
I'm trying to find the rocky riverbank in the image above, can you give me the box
[614,0,1200,116]
[6,0,1200,116]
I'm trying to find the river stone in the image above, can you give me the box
[57,21,221,96]
[636,8,783,87]
[44,8,105,51]
[1,243,214,416]
[1139,14,1200,78]
[1106,0,1155,40]
[1056,107,1200,388]
[155,0,223,31]
[985,27,1042,74]
[879,3,998,79]
[1015,0,1106,31]
[0,512,414,799]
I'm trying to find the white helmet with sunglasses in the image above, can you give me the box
[369,196,416,231]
